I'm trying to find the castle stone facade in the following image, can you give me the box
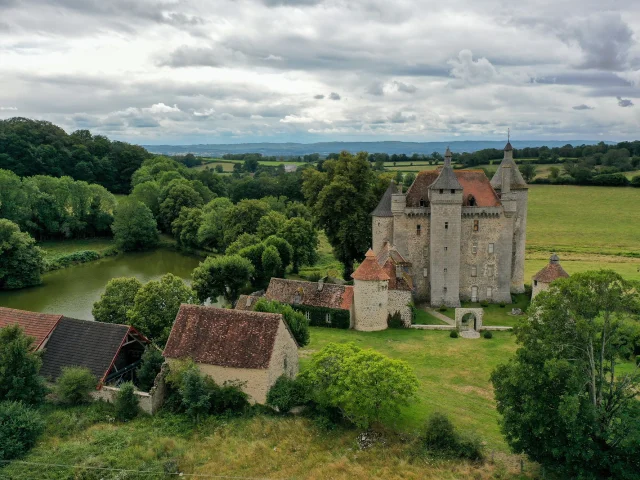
[371,143,528,307]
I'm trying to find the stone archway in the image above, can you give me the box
[455,308,484,332]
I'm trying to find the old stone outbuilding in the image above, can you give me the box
[163,305,299,404]
[531,253,570,299]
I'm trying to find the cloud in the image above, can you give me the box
[366,81,385,96]
[388,111,416,123]
[616,96,634,107]
[280,115,315,124]
[572,104,594,110]
[262,0,322,6]
[448,50,498,86]
[393,81,417,93]
[147,103,180,113]
[328,92,341,101]
[0,106,18,111]
[313,94,325,99]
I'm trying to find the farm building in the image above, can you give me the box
[0,307,62,350]
[163,305,299,404]
[531,253,570,299]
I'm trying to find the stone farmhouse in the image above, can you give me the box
[163,305,299,404]
[372,142,528,307]
[0,307,150,386]
[531,253,570,299]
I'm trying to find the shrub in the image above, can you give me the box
[449,330,459,338]
[0,401,45,461]
[438,305,447,312]
[631,175,640,188]
[210,382,249,415]
[306,272,323,282]
[483,331,493,339]
[423,412,484,461]
[0,325,47,405]
[480,300,489,307]
[387,311,406,329]
[266,376,309,413]
[55,366,97,404]
[499,302,506,308]
[254,299,310,346]
[136,348,164,391]
[180,368,212,424]
[114,382,139,422]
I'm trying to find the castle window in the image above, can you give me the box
[472,242,478,254]
[473,220,479,232]
[471,266,477,277]
[471,286,478,302]
[304,311,311,321]
[416,224,421,236]
[419,198,426,207]
[445,222,449,230]
[534,280,538,287]
[444,287,448,294]
[487,287,493,298]
[439,189,444,194]
[423,268,428,277]
[488,243,494,254]
[444,268,448,273]
[450,189,455,194]
[468,195,477,207]
[444,246,448,251]
[487,265,494,277]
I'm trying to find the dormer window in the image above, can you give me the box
[419,198,426,207]
[467,195,477,207]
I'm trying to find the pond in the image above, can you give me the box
[0,249,203,320]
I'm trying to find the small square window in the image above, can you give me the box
[423,268,428,277]
[450,189,455,194]
[472,242,478,254]
[487,287,493,298]
[445,222,449,230]
[444,246,448,251]
[473,220,479,232]
[443,287,448,293]
[420,198,426,207]
[444,268,448,273]
[534,280,538,286]
[439,189,444,194]
[471,266,477,277]
[488,243,494,254]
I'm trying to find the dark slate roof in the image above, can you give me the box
[0,307,62,350]
[406,170,501,208]
[430,164,463,191]
[371,181,395,217]
[265,278,353,310]
[164,305,286,369]
[490,146,527,190]
[504,141,513,151]
[40,317,131,383]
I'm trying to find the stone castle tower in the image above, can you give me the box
[371,141,528,307]
[351,249,390,331]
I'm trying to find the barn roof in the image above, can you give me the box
[163,305,288,369]
[0,307,62,350]
[406,170,501,208]
[265,278,353,310]
[39,317,143,383]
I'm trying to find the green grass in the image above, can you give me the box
[297,231,344,280]
[437,294,530,327]
[38,238,116,261]
[413,308,450,325]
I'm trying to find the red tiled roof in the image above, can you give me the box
[533,263,570,283]
[265,278,351,311]
[164,305,285,369]
[0,307,62,350]
[406,170,501,208]
[352,249,390,281]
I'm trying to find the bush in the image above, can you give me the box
[591,173,630,187]
[0,325,47,405]
[423,412,484,461]
[631,175,640,188]
[438,305,447,312]
[54,366,97,404]
[449,330,459,338]
[483,331,493,339]
[114,382,139,422]
[0,401,45,461]
[480,300,489,307]
[210,382,249,415]
[387,311,406,329]
[499,302,506,308]
[266,376,309,413]
[136,348,164,391]
[306,272,323,282]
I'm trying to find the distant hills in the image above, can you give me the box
[142,140,609,157]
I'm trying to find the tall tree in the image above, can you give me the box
[111,198,159,251]
[279,217,318,273]
[0,219,45,290]
[302,152,378,278]
[0,325,47,405]
[191,255,254,304]
[92,277,143,324]
[253,299,309,347]
[128,273,196,346]
[491,271,640,479]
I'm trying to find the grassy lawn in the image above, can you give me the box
[413,308,450,325]
[436,294,530,327]
[38,237,116,260]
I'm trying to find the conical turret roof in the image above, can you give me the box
[371,181,395,217]
[533,253,569,283]
[430,147,462,190]
[352,249,390,281]
[490,141,527,190]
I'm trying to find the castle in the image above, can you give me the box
[371,141,528,309]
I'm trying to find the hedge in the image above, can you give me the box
[291,305,350,329]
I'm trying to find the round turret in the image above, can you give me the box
[352,249,390,331]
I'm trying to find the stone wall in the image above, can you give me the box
[531,278,549,299]
[387,289,412,326]
[372,217,394,253]
[511,190,528,293]
[194,362,270,404]
[392,211,430,301]
[267,320,300,389]
[353,278,389,331]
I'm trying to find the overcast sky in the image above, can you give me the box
[1,0,640,144]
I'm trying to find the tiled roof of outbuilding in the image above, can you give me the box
[234,294,261,311]
[265,278,353,310]
[163,305,285,369]
[0,307,62,350]
[352,249,390,281]
[533,254,570,283]
[39,317,135,383]
[406,170,501,208]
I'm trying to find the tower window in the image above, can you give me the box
[439,189,444,194]
[444,287,448,294]
[534,280,538,287]
[450,189,455,194]
[487,287,493,298]
[444,268,448,273]
[444,246,448,251]
[472,241,478,254]
[416,224,421,236]
[423,268,428,277]
[488,243,494,254]
[419,198,426,207]
[445,222,449,230]
[471,266,477,277]
[473,220,479,232]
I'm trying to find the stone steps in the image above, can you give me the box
[460,330,481,339]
